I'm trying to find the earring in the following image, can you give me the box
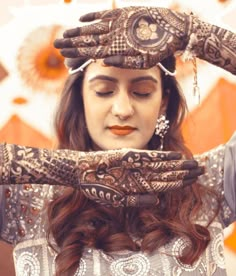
[155,115,169,150]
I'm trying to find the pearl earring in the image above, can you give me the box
[155,115,169,150]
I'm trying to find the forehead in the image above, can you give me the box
[83,59,161,83]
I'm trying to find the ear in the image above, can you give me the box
[159,90,170,115]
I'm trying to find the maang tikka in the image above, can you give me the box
[155,115,169,150]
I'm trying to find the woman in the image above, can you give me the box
[0,6,236,276]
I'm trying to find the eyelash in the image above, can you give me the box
[95,91,151,98]
[133,92,151,98]
[95,91,113,97]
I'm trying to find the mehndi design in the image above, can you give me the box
[54,6,236,74]
[0,144,203,207]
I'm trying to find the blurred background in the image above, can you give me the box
[0,0,236,275]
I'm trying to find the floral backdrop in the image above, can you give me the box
[0,0,236,275]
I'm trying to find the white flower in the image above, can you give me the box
[136,19,158,40]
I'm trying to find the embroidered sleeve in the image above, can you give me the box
[0,183,57,245]
[194,135,236,227]
[0,143,66,244]
[223,132,236,224]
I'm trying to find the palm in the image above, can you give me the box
[54,6,190,69]
[1,144,203,208]
[77,149,202,206]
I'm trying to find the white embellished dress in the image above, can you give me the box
[0,134,236,276]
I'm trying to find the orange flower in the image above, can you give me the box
[17,25,67,94]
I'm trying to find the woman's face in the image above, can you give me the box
[82,60,166,150]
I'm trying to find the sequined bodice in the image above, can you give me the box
[0,140,235,276]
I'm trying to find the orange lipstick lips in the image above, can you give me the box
[109,125,136,136]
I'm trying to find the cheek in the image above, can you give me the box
[143,116,157,136]
[83,96,95,129]
[141,102,162,133]
[143,101,161,124]
[83,99,106,133]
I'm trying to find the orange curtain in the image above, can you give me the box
[183,78,236,154]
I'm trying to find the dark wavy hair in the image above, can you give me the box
[47,56,220,275]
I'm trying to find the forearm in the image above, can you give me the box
[148,9,236,74]
[186,15,236,75]
[0,143,80,186]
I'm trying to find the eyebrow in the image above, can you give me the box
[130,76,158,84]
[89,75,118,83]
[88,75,158,84]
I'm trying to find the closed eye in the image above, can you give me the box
[133,92,151,98]
[95,91,113,97]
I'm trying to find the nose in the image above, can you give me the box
[111,92,134,120]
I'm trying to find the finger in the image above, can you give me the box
[150,177,199,192]
[150,167,204,182]
[70,34,111,48]
[63,21,110,38]
[156,160,198,172]
[59,48,80,58]
[96,194,160,208]
[184,166,205,179]
[122,150,183,164]
[54,38,74,48]
[151,170,189,182]
[104,55,153,69]
[181,160,199,169]
[130,167,201,193]
[64,57,86,69]
[60,46,105,59]
[165,152,182,160]
[79,9,120,22]
[129,170,189,193]
[55,36,100,49]
[150,180,184,192]
[123,194,159,207]
[79,11,107,22]
[129,160,198,172]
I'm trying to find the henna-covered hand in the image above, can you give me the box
[54,6,236,74]
[55,6,189,69]
[0,144,203,207]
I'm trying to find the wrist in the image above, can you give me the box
[183,14,215,60]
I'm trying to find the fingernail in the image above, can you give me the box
[182,160,198,169]
[104,56,124,66]
[167,152,182,160]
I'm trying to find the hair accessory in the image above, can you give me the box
[182,14,201,104]
[67,58,176,76]
[155,114,169,150]
[192,56,200,104]
[68,59,95,75]
[157,62,176,76]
